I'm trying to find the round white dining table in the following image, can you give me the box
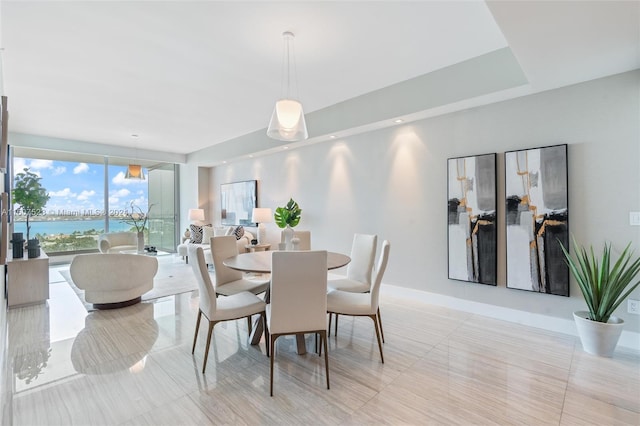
[223,250,351,354]
[223,250,351,274]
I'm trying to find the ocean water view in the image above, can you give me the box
[13,219,131,236]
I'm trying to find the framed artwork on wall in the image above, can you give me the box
[447,153,497,285]
[505,144,569,296]
[220,180,258,226]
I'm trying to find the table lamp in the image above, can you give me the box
[188,208,205,225]
[251,208,272,245]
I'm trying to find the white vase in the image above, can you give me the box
[291,236,300,250]
[573,311,624,357]
[137,231,145,254]
[282,225,294,250]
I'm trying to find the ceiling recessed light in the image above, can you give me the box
[131,134,139,138]
[394,119,404,124]
[223,161,227,164]
[283,146,289,150]
[329,135,337,139]
[249,155,254,158]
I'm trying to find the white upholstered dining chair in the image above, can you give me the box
[211,235,269,335]
[211,235,269,296]
[189,245,268,373]
[279,230,311,250]
[327,240,390,363]
[267,250,329,396]
[328,233,377,293]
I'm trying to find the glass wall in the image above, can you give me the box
[11,148,178,255]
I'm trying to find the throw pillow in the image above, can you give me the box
[201,225,215,244]
[189,224,212,244]
[213,226,230,237]
[189,224,204,244]
[233,225,244,240]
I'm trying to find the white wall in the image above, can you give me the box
[185,71,640,333]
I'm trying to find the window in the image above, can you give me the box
[11,148,177,255]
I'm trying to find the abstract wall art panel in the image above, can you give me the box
[505,144,569,296]
[447,153,497,285]
[220,180,258,226]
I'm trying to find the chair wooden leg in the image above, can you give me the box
[247,315,252,336]
[370,314,384,363]
[262,312,270,356]
[328,313,333,337]
[316,333,325,356]
[192,310,202,354]
[202,321,216,374]
[321,330,330,390]
[334,314,339,337]
[377,307,385,343]
[270,334,278,396]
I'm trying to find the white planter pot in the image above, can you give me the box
[573,311,624,357]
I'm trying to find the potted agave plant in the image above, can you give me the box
[561,238,640,357]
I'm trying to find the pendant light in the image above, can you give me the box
[267,31,308,142]
[125,141,146,180]
[125,164,145,180]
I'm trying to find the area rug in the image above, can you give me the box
[60,258,198,311]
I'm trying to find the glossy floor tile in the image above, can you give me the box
[4,254,640,425]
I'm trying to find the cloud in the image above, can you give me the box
[52,166,67,176]
[13,158,27,173]
[77,190,96,201]
[49,188,76,197]
[29,159,53,170]
[110,188,131,198]
[73,163,89,174]
[13,158,41,177]
[108,196,120,205]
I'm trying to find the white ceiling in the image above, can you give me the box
[2,1,639,157]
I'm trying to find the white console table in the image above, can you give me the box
[6,251,49,308]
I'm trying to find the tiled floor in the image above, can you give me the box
[4,254,640,425]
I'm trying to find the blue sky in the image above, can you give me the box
[14,157,149,216]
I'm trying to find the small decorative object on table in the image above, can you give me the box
[121,201,154,254]
[251,239,258,245]
[11,232,25,259]
[274,198,302,250]
[27,238,40,258]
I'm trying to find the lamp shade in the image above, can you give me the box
[188,209,205,221]
[125,164,145,180]
[252,208,273,223]
[267,99,308,141]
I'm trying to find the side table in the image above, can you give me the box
[245,243,271,253]
[7,251,50,307]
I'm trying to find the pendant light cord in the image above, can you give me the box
[281,31,298,101]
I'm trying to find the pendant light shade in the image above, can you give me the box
[125,164,145,180]
[267,31,308,142]
[267,99,308,141]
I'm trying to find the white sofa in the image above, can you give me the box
[98,232,138,253]
[70,253,158,309]
[177,226,254,263]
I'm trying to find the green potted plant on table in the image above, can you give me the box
[561,238,640,357]
[274,198,301,250]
